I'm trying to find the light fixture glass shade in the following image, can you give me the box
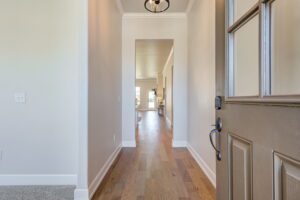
[144,0,170,13]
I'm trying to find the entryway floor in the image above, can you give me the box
[93,111,215,200]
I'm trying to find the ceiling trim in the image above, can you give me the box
[186,0,195,13]
[123,12,187,19]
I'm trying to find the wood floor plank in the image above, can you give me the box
[93,111,215,200]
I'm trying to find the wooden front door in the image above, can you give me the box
[214,0,300,199]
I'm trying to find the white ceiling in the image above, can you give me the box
[121,0,191,13]
[136,40,173,79]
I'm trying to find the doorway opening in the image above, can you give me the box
[135,39,174,145]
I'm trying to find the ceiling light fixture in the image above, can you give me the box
[144,0,170,13]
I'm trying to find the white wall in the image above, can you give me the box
[136,79,157,110]
[0,0,81,185]
[163,49,174,126]
[122,14,188,147]
[187,0,217,186]
[87,0,123,198]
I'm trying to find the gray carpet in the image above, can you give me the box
[0,186,75,200]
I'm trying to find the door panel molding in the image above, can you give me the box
[274,152,300,200]
[228,133,253,200]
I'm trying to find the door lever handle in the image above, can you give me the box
[209,117,222,161]
[210,129,222,161]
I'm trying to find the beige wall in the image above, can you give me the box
[136,79,157,110]
[187,0,216,185]
[88,0,122,188]
[163,49,174,126]
[0,0,80,184]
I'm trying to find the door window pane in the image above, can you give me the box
[271,0,300,95]
[233,15,260,96]
[233,0,258,22]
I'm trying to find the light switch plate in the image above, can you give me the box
[14,92,26,104]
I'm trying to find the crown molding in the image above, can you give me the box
[123,12,187,19]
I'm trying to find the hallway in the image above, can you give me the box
[93,111,215,200]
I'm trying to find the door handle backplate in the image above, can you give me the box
[210,117,222,161]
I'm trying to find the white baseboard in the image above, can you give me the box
[187,143,216,188]
[122,140,136,147]
[74,189,89,200]
[172,140,187,147]
[0,174,77,186]
[88,144,122,199]
[74,144,123,200]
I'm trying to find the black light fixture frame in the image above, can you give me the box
[144,0,170,13]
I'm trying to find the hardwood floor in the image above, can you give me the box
[93,111,215,200]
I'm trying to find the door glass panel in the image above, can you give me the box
[233,15,260,96]
[270,0,300,95]
[233,0,258,22]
